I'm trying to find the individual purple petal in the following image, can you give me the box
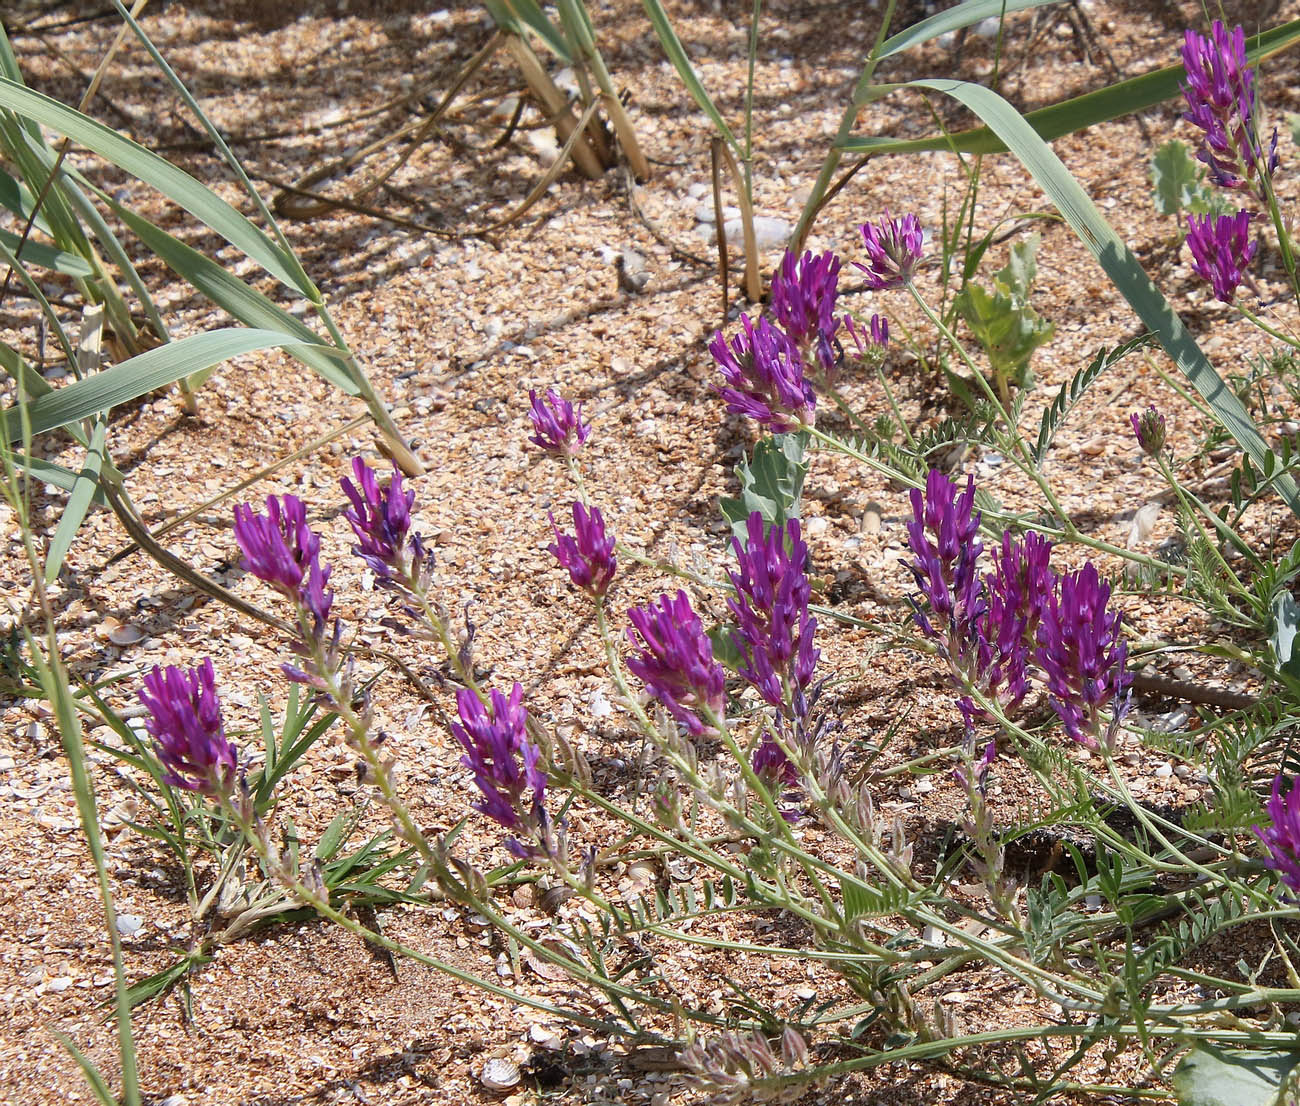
[1255,774,1300,895]
[626,591,726,736]
[549,501,617,598]
[1186,210,1256,303]
[528,388,591,457]
[138,659,239,797]
[855,212,924,290]
[709,314,815,433]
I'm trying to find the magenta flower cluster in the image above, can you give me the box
[233,494,333,630]
[908,470,1130,748]
[1130,405,1167,456]
[710,314,816,434]
[138,659,239,798]
[340,458,426,583]
[769,249,841,372]
[451,684,550,856]
[1255,774,1300,894]
[728,512,819,718]
[549,502,617,598]
[626,590,726,736]
[855,212,924,291]
[1181,20,1278,194]
[1186,211,1257,303]
[528,388,591,457]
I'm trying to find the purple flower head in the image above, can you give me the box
[1181,21,1279,193]
[549,501,617,598]
[973,530,1055,712]
[855,212,924,290]
[528,388,591,457]
[709,314,815,433]
[626,590,726,736]
[769,249,841,371]
[1130,406,1167,457]
[451,684,547,843]
[907,469,984,642]
[233,494,333,628]
[1035,562,1131,749]
[139,659,239,798]
[340,457,419,580]
[1186,210,1257,303]
[1255,774,1300,895]
[727,512,819,716]
[841,313,890,367]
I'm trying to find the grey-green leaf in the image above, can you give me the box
[1173,1046,1300,1106]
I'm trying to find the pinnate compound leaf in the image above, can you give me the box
[1173,1046,1300,1106]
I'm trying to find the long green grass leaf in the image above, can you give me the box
[0,227,92,275]
[50,1032,120,1106]
[849,21,1300,157]
[3,329,337,442]
[899,77,1298,513]
[878,0,1061,60]
[97,191,358,394]
[45,417,106,582]
[0,76,308,295]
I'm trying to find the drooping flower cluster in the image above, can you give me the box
[549,501,617,598]
[907,469,1129,748]
[451,683,550,856]
[233,494,333,630]
[528,388,591,457]
[138,659,239,798]
[1130,405,1167,456]
[626,590,726,736]
[1254,774,1300,894]
[1181,21,1278,194]
[727,512,819,717]
[709,314,816,433]
[855,212,925,290]
[340,457,426,583]
[769,249,841,372]
[1186,210,1257,303]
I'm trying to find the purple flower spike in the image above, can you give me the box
[340,457,418,580]
[139,659,239,797]
[907,469,984,640]
[1186,210,1257,303]
[1035,562,1131,749]
[727,512,819,716]
[233,494,333,628]
[842,313,890,365]
[769,249,841,370]
[1255,774,1300,895]
[528,388,591,457]
[1181,21,1278,193]
[855,212,924,290]
[451,684,547,839]
[627,590,726,736]
[549,501,617,598]
[1130,406,1167,456]
[975,530,1055,712]
[709,314,815,433]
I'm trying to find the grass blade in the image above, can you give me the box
[3,329,338,442]
[878,0,1062,60]
[900,77,1298,513]
[45,417,106,583]
[0,75,309,295]
[849,21,1300,157]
